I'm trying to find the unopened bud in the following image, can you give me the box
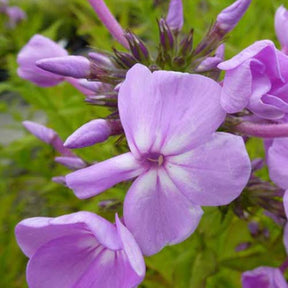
[125,32,150,64]
[216,0,251,33]
[54,156,87,170]
[64,119,112,149]
[166,0,183,31]
[158,18,174,51]
[36,56,90,79]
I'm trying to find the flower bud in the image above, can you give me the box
[125,32,150,64]
[23,121,73,156]
[158,18,174,52]
[64,119,112,149]
[36,56,91,79]
[54,156,87,170]
[216,0,251,33]
[275,6,288,53]
[166,0,183,31]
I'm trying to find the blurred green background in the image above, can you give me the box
[0,0,286,287]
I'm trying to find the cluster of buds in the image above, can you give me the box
[13,0,288,287]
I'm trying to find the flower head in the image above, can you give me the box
[66,64,251,255]
[15,212,145,288]
[218,40,288,120]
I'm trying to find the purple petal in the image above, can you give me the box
[36,56,90,79]
[267,138,288,189]
[218,40,275,70]
[64,119,111,149]
[124,168,203,256]
[17,35,67,87]
[216,0,251,32]
[27,234,102,288]
[115,215,145,278]
[66,152,146,199]
[119,64,225,157]
[54,156,86,169]
[166,0,183,31]
[15,212,121,258]
[165,132,251,206]
[284,218,288,253]
[242,266,287,288]
[275,6,288,51]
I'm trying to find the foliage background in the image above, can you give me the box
[0,0,285,287]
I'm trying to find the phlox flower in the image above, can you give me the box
[218,40,288,121]
[15,212,145,288]
[66,64,251,255]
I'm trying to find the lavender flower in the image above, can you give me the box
[218,40,288,120]
[15,212,145,288]
[17,35,68,87]
[66,64,251,255]
[242,266,287,288]
[275,6,288,54]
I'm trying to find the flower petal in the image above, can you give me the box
[267,138,288,189]
[124,168,203,256]
[17,35,67,87]
[119,64,225,157]
[27,234,102,288]
[15,212,121,258]
[115,215,145,278]
[165,132,251,206]
[66,152,145,199]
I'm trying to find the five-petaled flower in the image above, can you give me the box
[66,63,251,256]
[15,212,145,288]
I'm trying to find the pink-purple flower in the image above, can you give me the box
[15,212,145,288]
[66,63,251,255]
[218,40,288,120]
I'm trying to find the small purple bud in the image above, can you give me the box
[5,6,26,28]
[64,119,112,149]
[158,18,174,51]
[23,121,57,144]
[125,32,150,63]
[17,35,68,87]
[248,221,259,236]
[275,6,288,53]
[166,0,183,31]
[52,176,67,186]
[251,158,264,172]
[179,29,194,56]
[88,52,114,68]
[216,0,251,33]
[36,56,90,79]
[195,44,225,72]
[54,156,87,170]
[235,242,251,252]
[23,121,73,156]
[113,48,137,68]
[78,79,104,93]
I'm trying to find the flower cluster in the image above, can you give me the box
[14,0,288,287]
